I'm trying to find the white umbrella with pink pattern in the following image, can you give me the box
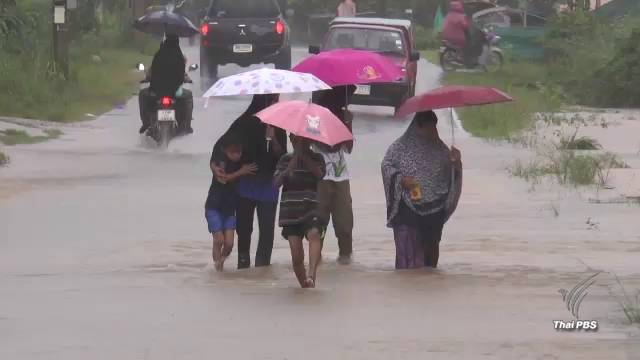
[202,68,331,98]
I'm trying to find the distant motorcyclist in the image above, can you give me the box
[442,1,469,56]
[139,35,194,134]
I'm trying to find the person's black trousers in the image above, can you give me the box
[235,196,278,269]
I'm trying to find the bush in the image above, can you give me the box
[511,146,628,187]
[559,136,601,150]
[542,11,614,104]
[414,26,440,50]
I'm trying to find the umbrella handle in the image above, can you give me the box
[450,107,455,146]
[449,107,456,197]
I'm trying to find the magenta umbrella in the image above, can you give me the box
[292,49,405,87]
[396,85,514,118]
[396,85,514,144]
[256,101,353,146]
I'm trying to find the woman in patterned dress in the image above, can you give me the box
[381,111,463,269]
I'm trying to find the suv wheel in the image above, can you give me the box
[274,47,292,70]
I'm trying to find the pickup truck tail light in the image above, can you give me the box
[200,23,209,36]
[275,20,285,35]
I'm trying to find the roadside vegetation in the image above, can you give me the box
[510,151,627,187]
[612,276,640,325]
[0,150,8,166]
[0,0,153,122]
[443,63,562,139]
[508,113,628,187]
[0,128,63,146]
[436,8,640,140]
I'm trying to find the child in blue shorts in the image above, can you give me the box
[206,132,257,271]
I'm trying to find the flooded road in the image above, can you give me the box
[1,44,639,359]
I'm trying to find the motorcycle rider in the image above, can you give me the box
[139,34,194,135]
[442,1,469,60]
[442,0,485,68]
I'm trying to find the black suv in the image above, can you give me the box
[199,0,292,81]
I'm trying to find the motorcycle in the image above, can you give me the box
[439,28,503,73]
[137,64,198,149]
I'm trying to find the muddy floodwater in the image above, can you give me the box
[1,45,639,359]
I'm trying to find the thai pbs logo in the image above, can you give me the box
[554,272,600,332]
[553,320,598,332]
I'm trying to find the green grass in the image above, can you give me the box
[421,50,440,65]
[0,128,63,145]
[0,150,8,166]
[0,47,150,122]
[441,62,561,139]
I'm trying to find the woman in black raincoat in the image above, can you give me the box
[139,35,194,134]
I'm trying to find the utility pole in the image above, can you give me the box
[52,0,69,79]
[133,0,152,44]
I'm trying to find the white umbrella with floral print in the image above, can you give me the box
[202,68,331,98]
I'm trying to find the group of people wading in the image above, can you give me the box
[204,86,462,288]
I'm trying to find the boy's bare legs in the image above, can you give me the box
[218,229,235,271]
[212,232,224,271]
[307,228,322,287]
[288,236,309,288]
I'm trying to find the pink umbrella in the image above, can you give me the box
[256,101,353,146]
[292,49,404,87]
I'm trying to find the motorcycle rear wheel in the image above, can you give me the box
[157,122,173,149]
[440,49,458,72]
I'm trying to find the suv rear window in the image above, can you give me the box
[209,0,280,18]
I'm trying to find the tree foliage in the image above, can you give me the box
[0,0,20,38]
[591,26,640,106]
[542,8,640,107]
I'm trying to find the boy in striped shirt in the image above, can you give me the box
[274,135,326,288]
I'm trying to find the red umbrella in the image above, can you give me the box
[396,85,514,118]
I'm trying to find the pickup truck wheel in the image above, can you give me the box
[200,51,218,90]
[408,81,416,98]
[275,47,292,70]
[394,99,404,116]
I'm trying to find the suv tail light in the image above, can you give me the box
[275,20,285,35]
[200,23,209,36]
[161,97,173,108]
